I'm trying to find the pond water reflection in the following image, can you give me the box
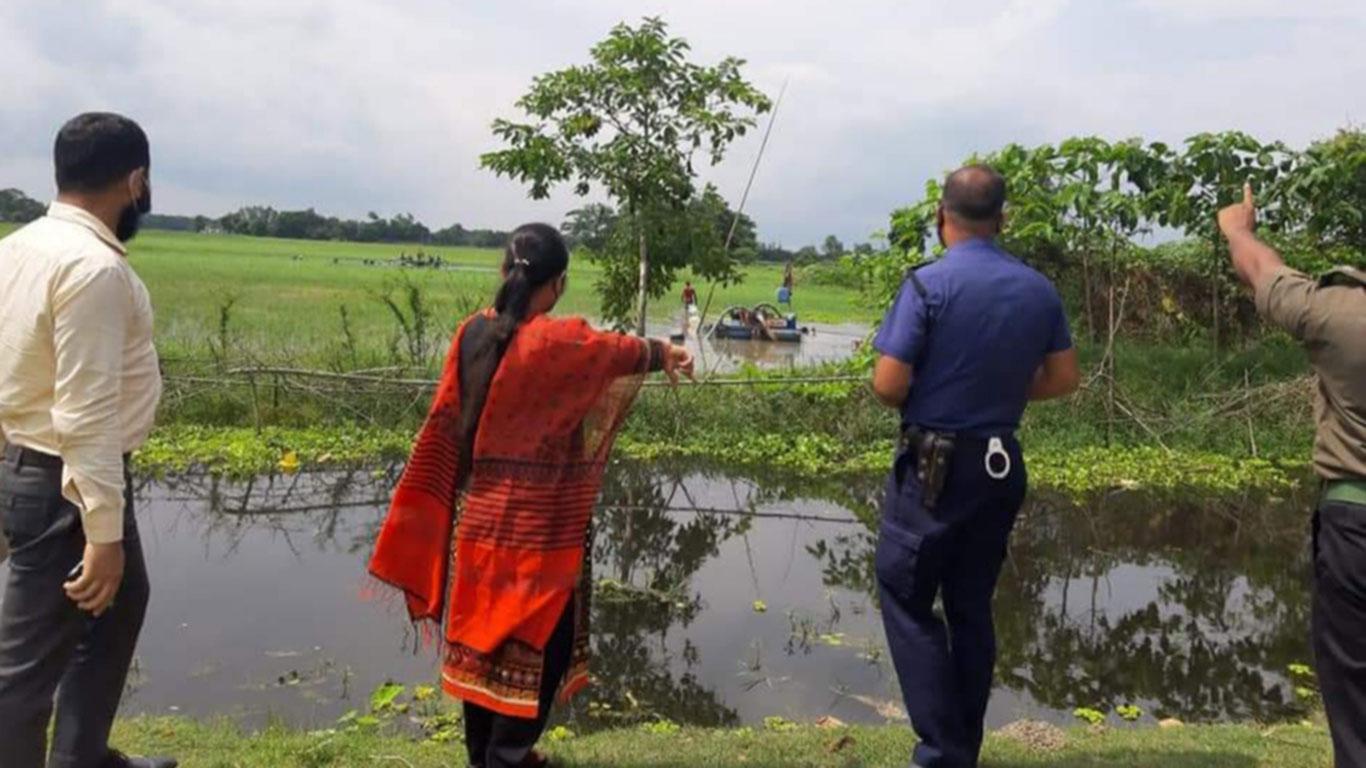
[0,461,1315,731]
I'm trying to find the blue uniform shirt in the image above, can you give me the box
[874,238,1072,436]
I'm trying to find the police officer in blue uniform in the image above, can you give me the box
[871,165,1080,768]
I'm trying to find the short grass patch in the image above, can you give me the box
[110,717,1333,768]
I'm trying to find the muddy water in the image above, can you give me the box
[0,463,1315,730]
[645,319,868,374]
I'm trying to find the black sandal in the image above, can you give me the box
[521,750,557,768]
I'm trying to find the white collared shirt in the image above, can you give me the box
[0,202,161,543]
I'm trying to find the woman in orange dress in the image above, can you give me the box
[369,223,692,768]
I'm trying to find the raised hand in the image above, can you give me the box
[1218,182,1257,239]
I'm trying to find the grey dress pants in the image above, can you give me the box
[0,446,149,768]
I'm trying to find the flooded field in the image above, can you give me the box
[0,462,1316,731]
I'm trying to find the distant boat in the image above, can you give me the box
[706,303,803,343]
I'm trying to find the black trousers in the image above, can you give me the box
[876,437,1026,768]
[0,448,149,768]
[464,598,575,768]
[1314,499,1366,768]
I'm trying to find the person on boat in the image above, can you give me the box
[681,281,697,308]
[369,223,693,768]
[1219,184,1366,768]
[870,165,1079,768]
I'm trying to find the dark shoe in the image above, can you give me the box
[104,749,179,768]
[520,750,558,768]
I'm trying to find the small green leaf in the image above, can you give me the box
[370,682,405,712]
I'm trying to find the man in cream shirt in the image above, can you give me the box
[0,114,173,768]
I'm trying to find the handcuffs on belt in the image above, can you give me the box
[900,427,1013,510]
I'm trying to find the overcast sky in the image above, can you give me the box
[2,0,1364,246]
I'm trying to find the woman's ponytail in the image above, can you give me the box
[456,224,572,469]
[484,224,570,352]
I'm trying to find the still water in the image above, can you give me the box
[0,461,1315,730]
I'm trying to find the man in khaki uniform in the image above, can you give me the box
[1220,184,1366,768]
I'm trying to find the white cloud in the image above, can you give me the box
[1,0,1362,245]
[1130,0,1366,22]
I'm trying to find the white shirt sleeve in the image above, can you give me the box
[50,263,130,544]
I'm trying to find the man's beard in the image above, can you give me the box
[116,188,152,242]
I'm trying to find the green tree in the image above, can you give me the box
[480,17,770,333]
[1154,132,1293,354]
[575,185,757,325]
[821,234,844,260]
[561,204,619,252]
[0,188,47,223]
[1286,128,1366,253]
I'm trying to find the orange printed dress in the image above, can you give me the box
[369,313,658,718]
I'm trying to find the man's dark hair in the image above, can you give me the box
[54,112,150,193]
[942,164,1007,223]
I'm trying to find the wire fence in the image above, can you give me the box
[158,358,1315,459]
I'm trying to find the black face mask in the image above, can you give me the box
[115,184,152,243]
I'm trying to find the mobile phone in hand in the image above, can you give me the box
[66,561,83,581]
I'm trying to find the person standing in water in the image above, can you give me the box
[369,224,693,768]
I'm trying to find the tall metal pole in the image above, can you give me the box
[697,79,788,329]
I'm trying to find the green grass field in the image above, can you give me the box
[0,223,872,365]
[113,718,1333,768]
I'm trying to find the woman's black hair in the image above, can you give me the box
[488,222,570,350]
[454,223,570,477]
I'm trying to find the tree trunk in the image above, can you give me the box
[1082,251,1096,342]
[1211,237,1221,359]
[1106,241,1118,445]
[636,228,649,337]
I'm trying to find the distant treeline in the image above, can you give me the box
[2,186,866,258]
[0,189,512,248]
[757,237,878,264]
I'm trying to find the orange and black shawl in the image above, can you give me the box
[369,312,657,718]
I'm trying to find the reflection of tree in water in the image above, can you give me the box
[810,484,1317,722]
[143,467,399,558]
[575,460,753,727]
[147,461,754,726]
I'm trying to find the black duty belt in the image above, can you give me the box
[898,426,1015,510]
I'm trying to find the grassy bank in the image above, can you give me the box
[112,717,1333,767]
[140,331,1319,496]
[136,422,1311,498]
